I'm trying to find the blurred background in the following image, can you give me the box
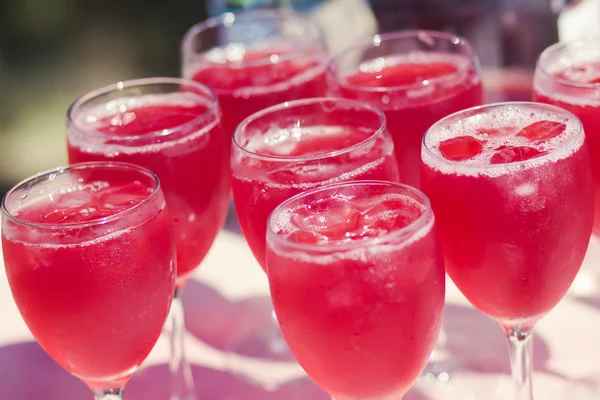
[0,0,585,196]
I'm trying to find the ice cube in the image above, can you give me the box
[475,126,515,137]
[268,162,338,185]
[54,188,92,209]
[291,198,361,240]
[516,120,566,142]
[359,198,422,237]
[490,146,546,164]
[439,136,484,161]
[96,181,150,209]
[286,229,328,244]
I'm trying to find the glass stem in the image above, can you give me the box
[94,388,124,400]
[169,287,197,400]
[269,308,289,355]
[505,325,534,400]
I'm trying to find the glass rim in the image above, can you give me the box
[329,30,479,93]
[231,97,388,163]
[266,180,434,252]
[67,77,220,141]
[180,9,326,68]
[1,161,162,231]
[536,39,600,89]
[421,101,585,171]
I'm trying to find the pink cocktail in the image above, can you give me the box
[231,98,400,270]
[328,31,483,188]
[421,102,594,399]
[2,162,176,399]
[67,78,229,284]
[266,181,445,399]
[533,39,600,235]
[182,10,328,136]
[66,78,230,399]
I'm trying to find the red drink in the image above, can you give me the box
[533,40,600,235]
[266,181,445,399]
[329,31,483,188]
[67,78,230,285]
[231,98,400,270]
[187,46,326,136]
[421,103,594,324]
[1,163,176,391]
[182,10,328,136]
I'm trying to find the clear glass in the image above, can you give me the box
[533,39,600,239]
[329,30,482,380]
[265,180,445,400]
[181,9,328,136]
[67,78,231,400]
[230,97,401,358]
[1,162,176,399]
[421,102,594,400]
[328,30,483,188]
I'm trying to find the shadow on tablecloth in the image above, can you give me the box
[443,303,553,375]
[183,279,281,360]
[0,341,433,399]
[182,278,559,376]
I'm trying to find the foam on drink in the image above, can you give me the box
[242,125,374,156]
[69,92,220,155]
[422,104,584,177]
[341,52,481,107]
[4,179,162,248]
[273,193,424,241]
[188,41,327,97]
[540,46,600,78]
[534,44,600,107]
[232,123,394,190]
[351,52,472,83]
[268,191,434,264]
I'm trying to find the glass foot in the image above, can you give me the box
[170,395,198,400]
[420,327,455,384]
[420,360,454,385]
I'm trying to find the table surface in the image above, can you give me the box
[3,227,600,399]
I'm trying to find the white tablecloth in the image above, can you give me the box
[2,230,600,399]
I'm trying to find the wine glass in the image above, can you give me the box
[533,39,600,237]
[421,102,594,399]
[181,9,328,137]
[67,78,230,400]
[328,30,483,188]
[328,30,483,380]
[266,180,445,399]
[2,162,176,400]
[231,97,400,356]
